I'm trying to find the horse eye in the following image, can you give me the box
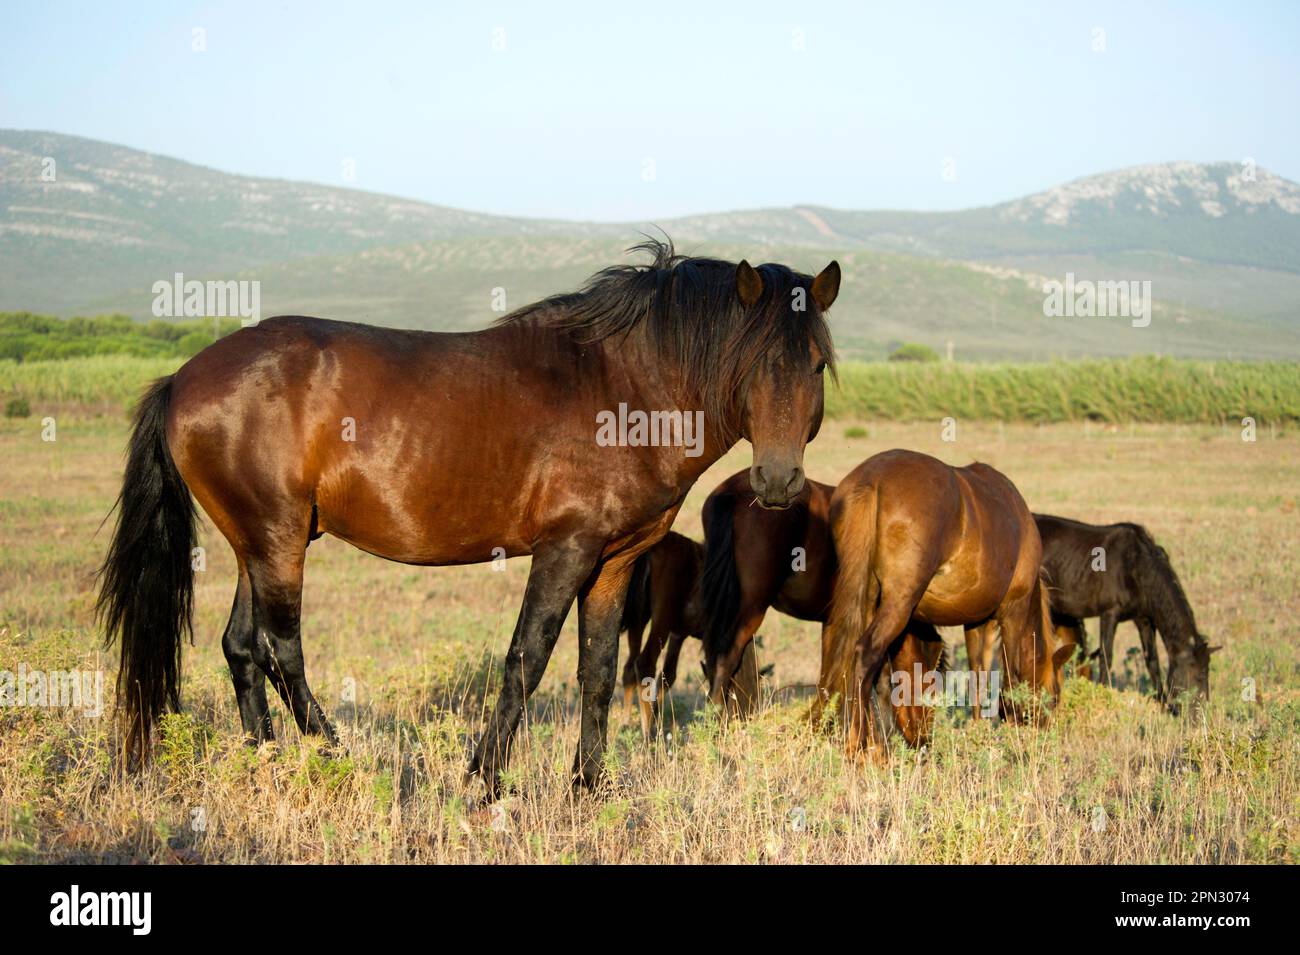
[814,360,827,375]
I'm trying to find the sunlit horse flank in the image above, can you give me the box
[817,450,1075,759]
[96,238,840,797]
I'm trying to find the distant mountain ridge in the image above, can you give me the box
[2,130,1298,359]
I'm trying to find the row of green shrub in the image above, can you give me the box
[827,356,1300,424]
[2,313,1296,424]
[0,312,243,362]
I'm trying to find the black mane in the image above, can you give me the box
[1122,523,1203,650]
[498,237,836,445]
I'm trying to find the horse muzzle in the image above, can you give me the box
[750,463,804,509]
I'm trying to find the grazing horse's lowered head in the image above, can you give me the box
[1167,637,1219,716]
[1000,573,1077,723]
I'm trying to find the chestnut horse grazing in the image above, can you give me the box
[818,450,1073,757]
[701,468,946,745]
[96,239,840,794]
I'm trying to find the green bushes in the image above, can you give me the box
[0,311,242,362]
[888,342,941,363]
[2,313,1297,425]
[1,354,182,408]
[827,356,1300,424]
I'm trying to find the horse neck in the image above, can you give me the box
[1141,562,1200,653]
[599,328,740,467]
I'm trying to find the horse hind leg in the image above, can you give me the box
[621,620,645,717]
[246,548,337,744]
[709,605,766,710]
[222,563,273,743]
[848,593,915,761]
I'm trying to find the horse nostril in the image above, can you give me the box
[786,467,804,494]
[750,465,767,494]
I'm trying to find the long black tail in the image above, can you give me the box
[702,493,741,661]
[96,377,196,764]
[619,549,653,635]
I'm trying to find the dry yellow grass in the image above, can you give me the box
[0,414,1296,863]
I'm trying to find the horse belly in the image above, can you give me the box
[314,470,534,566]
[321,510,530,566]
[913,552,1010,627]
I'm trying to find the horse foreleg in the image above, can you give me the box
[634,620,670,739]
[621,618,646,718]
[468,537,598,800]
[1096,610,1119,688]
[661,632,687,690]
[1136,617,1164,703]
[708,607,766,710]
[890,624,943,748]
[573,552,641,792]
[1055,617,1088,679]
[964,621,997,721]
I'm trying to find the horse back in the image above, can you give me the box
[166,316,705,565]
[1036,514,1147,619]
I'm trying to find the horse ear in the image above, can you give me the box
[811,261,841,311]
[736,260,763,307]
[1209,645,1223,654]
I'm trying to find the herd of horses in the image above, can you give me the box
[620,462,1218,756]
[96,239,1216,796]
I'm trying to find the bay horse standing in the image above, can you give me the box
[700,468,946,746]
[1035,514,1216,713]
[96,239,840,795]
[818,450,1074,757]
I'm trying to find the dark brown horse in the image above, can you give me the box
[1035,514,1216,713]
[699,468,946,745]
[617,530,758,736]
[818,450,1073,757]
[701,470,838,706]
[96,239,840,795]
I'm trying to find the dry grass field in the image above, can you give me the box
[1,411,1296,863]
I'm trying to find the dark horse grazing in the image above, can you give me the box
[818,450,1073,757]
[1035,514,1217,713]
[96,239,840,795]
[617,530,761,736]
[620,531,705,713]
[700,468,946,745]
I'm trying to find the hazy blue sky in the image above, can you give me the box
[3,1,1297,220]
